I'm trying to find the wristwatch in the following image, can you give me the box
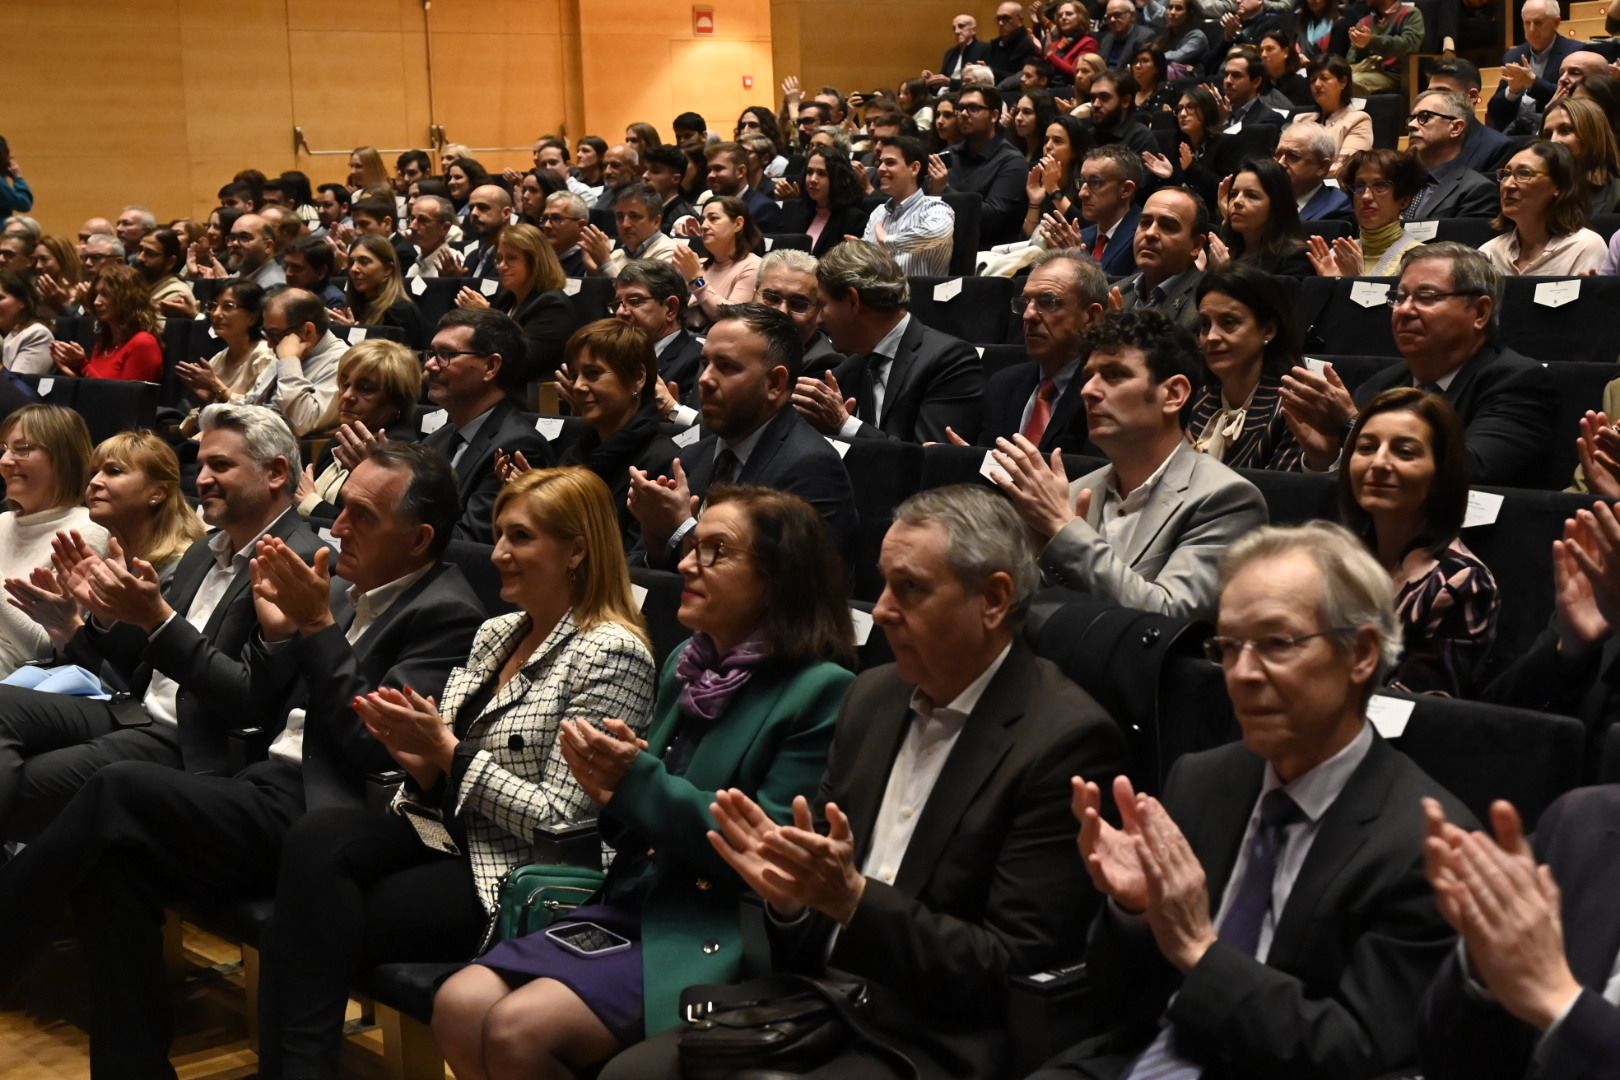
[690,276,707,290]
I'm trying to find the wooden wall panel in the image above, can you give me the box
[773,0,964,103]
[427,32,569,169]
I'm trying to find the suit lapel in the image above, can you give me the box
[1565,824,1620,989]
[891,646,1031,895]
[736,407,793,485]
[1118,443,1195,568]
[1188,750,1266,905]
[1040,371,1087,452]
[878,319,925,429]
[455,400,510,492]
[842,675,914,862]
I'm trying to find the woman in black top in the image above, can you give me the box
[338,235,426,348]
[1214,157,1316,276]
[455,223,571,382]
[776,146,869,257]
[1260,31,1314,109]
[1129,47,1180,120]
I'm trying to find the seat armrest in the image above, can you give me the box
[531,816,600,867]
[227,726,273,773]
[1008,961,1096,1077]
[365,769,405,813]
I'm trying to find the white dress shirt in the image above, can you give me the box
[837,313,911,438]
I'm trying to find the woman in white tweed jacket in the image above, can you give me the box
[255,467,657,1079]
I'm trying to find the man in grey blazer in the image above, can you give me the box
[990,309,1267,622]
[1111,187,1207,337]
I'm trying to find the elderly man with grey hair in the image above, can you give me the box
[1280,242,1558,487]
[406,193,457,279]
[1274,125,1355,225]
[0,403,322,840]
[754,247,845,378]
[540,190,590,277]
[796,239,984,443]
[115,205,157,256]
[1033,520,1476,1080]
[605,483,1126,1080]
[1486,0,1586,132]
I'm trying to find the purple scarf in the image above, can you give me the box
[675,632,771,722]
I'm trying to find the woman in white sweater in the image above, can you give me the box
[0,270,54,375]
[0,405,109,677]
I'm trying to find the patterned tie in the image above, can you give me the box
[1122,789,1304,1080]
[1022,377,1057,445]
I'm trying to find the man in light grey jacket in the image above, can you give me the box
[988,308,1266,621]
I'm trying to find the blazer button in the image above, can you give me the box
[702,939,721,955]
[695,877,711,891]
[507,734,525,751]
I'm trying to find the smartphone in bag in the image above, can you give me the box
[546,921,633,957]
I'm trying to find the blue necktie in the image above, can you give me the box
[1122,788,1304,1080]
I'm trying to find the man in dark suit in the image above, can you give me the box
[613,259,706,403]
[419,308,555,544]
[937,85,1031,246]
[444,185,513,281]
[1406,90,1502,220]
[1222,50,1287,133]
[975,248,1107,453]
[1275,127,1357,228]
[602,484,1126,1080]
[1420,784,1620,1080]
[0,405,323,841]
[794,239,984,444]
[1485,0,1585,131]
[628,303,856,568]
[1079,146,1144,278]
[987,0,1041,87]
[1282,243,1558,489]
[1113,187,1208,336]
[0,443,485,1077]
[1426,59,1518,173]
[1097,0,1158,69]
[1088,71,1157,155]
[1033,520,1476,1080]
[703,142,782,233]
[924,12,992,92]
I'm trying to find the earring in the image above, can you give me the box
[567,565,577,582]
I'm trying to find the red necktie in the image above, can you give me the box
[1022,377,1057,445]
[1091,229,1108,263]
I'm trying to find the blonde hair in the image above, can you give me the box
[493,468,649,648]
[497,222,567,297]
[2,404,93,510]
[350,146,388,189]
[90,431,206,568]
[337,339,422,426]
[349,234,408,327]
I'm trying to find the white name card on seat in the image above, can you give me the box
[1351,97,1368,110]
[975,345,985,357]
[632,584,648,610]
[1366,693,1414,738]
[37,377,54,396]
[1534,279,1581,308]
[980,449,1009,485]
[824,436,851,459]
[672,425,701,447]
[848,607,874,646]
[1462,489,1504,529]
[932,278,964,302]
[535,417,565,440]
[1303,356,1328,375]
[479,277,499,297]
[317,527,341,554]
[1403,220,1439,242]
[420,409,447,435]
[764,236,776,251]
[348,327,368,341]
[408,275,427,297]
[563,277,583,296]
[1349,280,1388,309]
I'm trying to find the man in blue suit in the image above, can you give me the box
[1078,146,1142,278]
[1485,0,1585,131]
[1275,127,1356,227]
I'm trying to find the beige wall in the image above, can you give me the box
[1,0,775,238]
[771,0,972,105]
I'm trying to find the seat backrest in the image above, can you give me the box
[565,277,617,336]
[333,324,407,346]
[77,378,157,443]
[1303,219,1354,241]
[1362,93,1405,149]
[1590,213,1620,241]
[1499,276,1620,365]
[762,233,812,253]
[443,540,511,618]
[1429,217,1503,248]
[1298,276,1400,358]
[9,372,72,410]
[841,438,924,602]
[1542,360,1617,486]
[939,190,984,277]
[975,343,1028,378]
[1235,466,1338,525]
[408,277,464,334]
[1301,353,1399,398]
[907,275,1015,344]
[630,567,688,667]
[53,314,96,352]
[1465,484,1597,659]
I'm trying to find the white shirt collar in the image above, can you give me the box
[907,642,1013,723]
[346,563,433,633]
[871,312,912,362]
[210,507,293,570]
[1258,721,1374,823]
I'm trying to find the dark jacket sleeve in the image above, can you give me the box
[978,151,1034,246]
[851,337,987,444]
[1461,357,1559,488]
[1453,174,1503,219]
[453,422,554,544]
[516,290,572,382]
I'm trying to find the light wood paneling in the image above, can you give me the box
[774,0,963,103]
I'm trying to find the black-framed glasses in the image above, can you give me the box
[1384,287,1486,309]
[1204,627,1356,666]
[1407,110,1461,125]
[957,102,991,114]
[204,300,245,315]
[420,347,488,366]
[682,536,753,567]
[262,324,296,345]
[611,295,657,313]
[759,288,817,314]
[1013,293,1065,313]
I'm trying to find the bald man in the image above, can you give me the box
[77,217,114,258]
[1487,0,1586,131]
[925,13,991,90]
[450,184,512,280]
[987,0,1039,89]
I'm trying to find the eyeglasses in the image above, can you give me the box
[539,213,579,226]
[226,233,255,245]
[1348,180,1395,196]
[205,300,245,314]
[1078,174,1117,188]
[611,295,657,312]
[683,536,752,567]
[1204,627,1355,666]
[1175,102,1199,113]
[1384,287,1485,308]
[957,102,991,114]
[1012,293,1066,313]
[262,324,296,344]
[759,288,817,314]
[1496,166,1550,184]
[1,442,39,460]
[995,12,1016,20]
[1407,110,1461,125]
[420,347,489,365]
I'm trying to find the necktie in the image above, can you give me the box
[712,448,739,488]
[1417,380,1442,395]
[1092,229,1109,263]
[1022,377,1057,445]
[447,430,468,470]
[1122,789,1304,1080]
[1404,180,1434,222]
[866,353,889,426]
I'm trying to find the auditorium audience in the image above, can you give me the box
[296,339,423,520]
[450,185,512,281]
[1159,0,1210,75]
[1290,54,1373,169]
[1011,90,1062,163]
[753,248,844,379]
[1213,157,1316,276]
[1099,0,1157,69]
[863,135,955,276]
[1485,0,1581,133]
[1479,141,1608,276]
[282,233,349,312]
[405,193,456,279]
[1297,0,1351,58]
[262,287,348,437]
[174,281,274,437]
[336,235,427,349]
[1425,58,1517,174]
[1307,148,1428,277]
[699,141,783,233]
[541,191,590,277]
[672,196,763,329]
[1075,145,1143,276]
[588,183,680,278]
[1087,67,1158,154]
[435,485,853,1073]
[1190,263,1303,469]
[455,222,571,381]
[606,483,1125,1080]
[799,239,984,444]
[1346,0,1425,96]
[134,228,193,319]
[1022,116,1088,239]
[1405,90,1502,220]
[32,234,83,320]
[1031,521,1477,1079]
[0,270,53,374]
[1115,186,1208,333]
[1221,49,1286,132]
[995,309,1267,620]
[939,85,1030,245]
[1259,31,1313,108]
[226,212,286,289]
[1541,97,1620,217]
[1130,47,1178,118]
[777,146,868,257]
[0,405,110,677]
[50,264,163,381]
[611,259,706,408]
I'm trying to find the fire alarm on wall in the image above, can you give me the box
[693,5,714,34]
[742,75,753,88]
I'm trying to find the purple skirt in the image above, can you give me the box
[476,903,645,1044]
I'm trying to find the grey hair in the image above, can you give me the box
[758,248,819,281]
[961,63,996,86]
[1398,240,1503,331]
[817,239,909,312]
[197,403,302,486]
[611,143,641,167]
[413,194,455,222]
[1029,247,1110,305]
[894,485,1039,620]
[1219,522,1402,693]
[1413,89,1474,128]
[3,216,40,243]
[1522,0,1561,18]
[1296,126,1338,163]
[545,191,589,220]
[123,206,157,229]
[85,235,125,258]
[811,126,851,154]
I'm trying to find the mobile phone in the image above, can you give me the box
[546,921,632,957]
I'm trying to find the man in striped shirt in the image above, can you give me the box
[863,135,956,277]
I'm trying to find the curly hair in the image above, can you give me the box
[92,263,158,349]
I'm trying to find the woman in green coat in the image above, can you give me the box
[432,484,857,1080]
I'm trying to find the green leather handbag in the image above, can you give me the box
[495,861,606,941]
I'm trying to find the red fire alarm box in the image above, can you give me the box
[693,5,714,34]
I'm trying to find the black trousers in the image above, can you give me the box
[0,682,182,841]
[0,757,304,1079]
[601,1027,910,1080]
[257,805,487,1080]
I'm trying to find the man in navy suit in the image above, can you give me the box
[1275,126,1356,227]
[1486,0,1586,131]
[702,141,782,233]
[1079,146,1143,278]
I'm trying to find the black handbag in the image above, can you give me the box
[676,974,917,1079]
